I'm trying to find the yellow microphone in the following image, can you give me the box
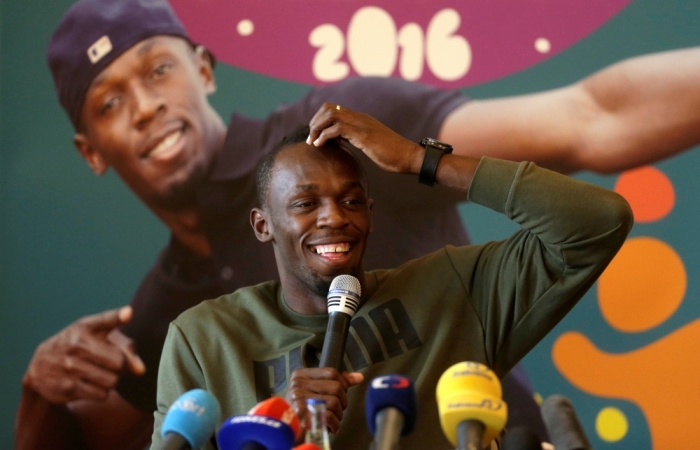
[436,362,508,449]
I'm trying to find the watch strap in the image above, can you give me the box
[418,138,452,186]
[418,145,445,186]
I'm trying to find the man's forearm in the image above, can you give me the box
[16,385,89,450]
[441,47,700,174]
[576,46,700,173]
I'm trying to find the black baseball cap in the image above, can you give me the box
[47,0,212,129]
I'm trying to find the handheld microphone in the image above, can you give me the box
[436,362,508,450]
[319,275,361,370]
[217,397,299,450]
[293,444,321,450]
[158,389,221,450]
[365,374,417,450]
[500,426,542,450]
[541,395,592,450]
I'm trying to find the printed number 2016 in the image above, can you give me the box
[309,7,471,83]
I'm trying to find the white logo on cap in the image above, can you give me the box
[87,35,113,64]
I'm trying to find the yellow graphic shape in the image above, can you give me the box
[553,320,700,448]
[614,166,675,223]
[596,407,628,442]
[598,237,686,332]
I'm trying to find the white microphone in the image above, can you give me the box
[318,275,361,370]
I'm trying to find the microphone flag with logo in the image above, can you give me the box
[436,361,508,449]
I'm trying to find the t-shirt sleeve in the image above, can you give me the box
[151,322,215,450]
[447,157,633,376]
[117,245,224,412]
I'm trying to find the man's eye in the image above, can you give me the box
[344,197,365,205]
[292,201,315,209]
[153,63,172,77]
[100,97,119,115]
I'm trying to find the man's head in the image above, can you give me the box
[48,0,224,209]
[251,127,372,301]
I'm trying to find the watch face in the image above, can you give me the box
[421,137,453,154]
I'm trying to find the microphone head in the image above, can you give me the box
[365,374,417,436]
[247,396,301,439]
[161,389,221,449]
[293,445,322,450]
[217,415,295,450]
[327,275,361,316]
[500,426,542,450]
[540,394,591,450]
[436,362,508,447]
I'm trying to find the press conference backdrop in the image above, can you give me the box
[1,0,699,448]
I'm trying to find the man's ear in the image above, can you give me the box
[251,207,273,243]
[74,133,108,175]
[194,45,217,95]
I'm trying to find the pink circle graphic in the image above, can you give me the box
[170,0,632,88]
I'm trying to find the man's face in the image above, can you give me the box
[262,143,372,297]
[74,36,220,208]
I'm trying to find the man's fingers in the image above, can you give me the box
[70,330,127,372]
[342,372,364,387]
[308,102,359,146]
[307,102,337,144]
[63,356,120,390]
[67,378,111,402]
[108,329,146,375]
[78,306,132,333]
[325,409,341,434]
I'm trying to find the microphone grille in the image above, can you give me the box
[329,275,361,295]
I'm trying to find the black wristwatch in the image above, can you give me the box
[418,137,453,186]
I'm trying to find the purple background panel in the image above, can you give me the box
[170,0,632,87]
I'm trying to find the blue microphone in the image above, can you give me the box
[217,411,296,450]
[158,389,221,450]
[365,374,417,450]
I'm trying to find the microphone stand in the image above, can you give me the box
[457,419,485,450]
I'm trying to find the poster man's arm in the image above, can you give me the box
[439,47,700,174]
[15,308,151,450]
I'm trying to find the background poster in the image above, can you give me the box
[1,0,699,447]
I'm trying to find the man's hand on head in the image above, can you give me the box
[22,306,145,404]
[307,102,425,176]
[285,367,364,434]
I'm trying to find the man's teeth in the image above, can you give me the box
[313,244,351,254]
[150,130,182,156]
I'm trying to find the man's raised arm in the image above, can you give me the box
[438,47,700,174]
[308,103,633,376]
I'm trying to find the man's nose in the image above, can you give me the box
[131,83,165,130]
[317,201,349,228]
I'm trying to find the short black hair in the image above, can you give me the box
[255,125,368,207]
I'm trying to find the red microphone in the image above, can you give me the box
[247,396,301,441]
[293,444,321,450]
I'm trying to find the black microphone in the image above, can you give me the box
[500,426,542,450]
[319,275,361,370]
[541,395,592,450]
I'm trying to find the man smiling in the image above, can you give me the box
[16,0,700,448]
[151,105,633,448]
